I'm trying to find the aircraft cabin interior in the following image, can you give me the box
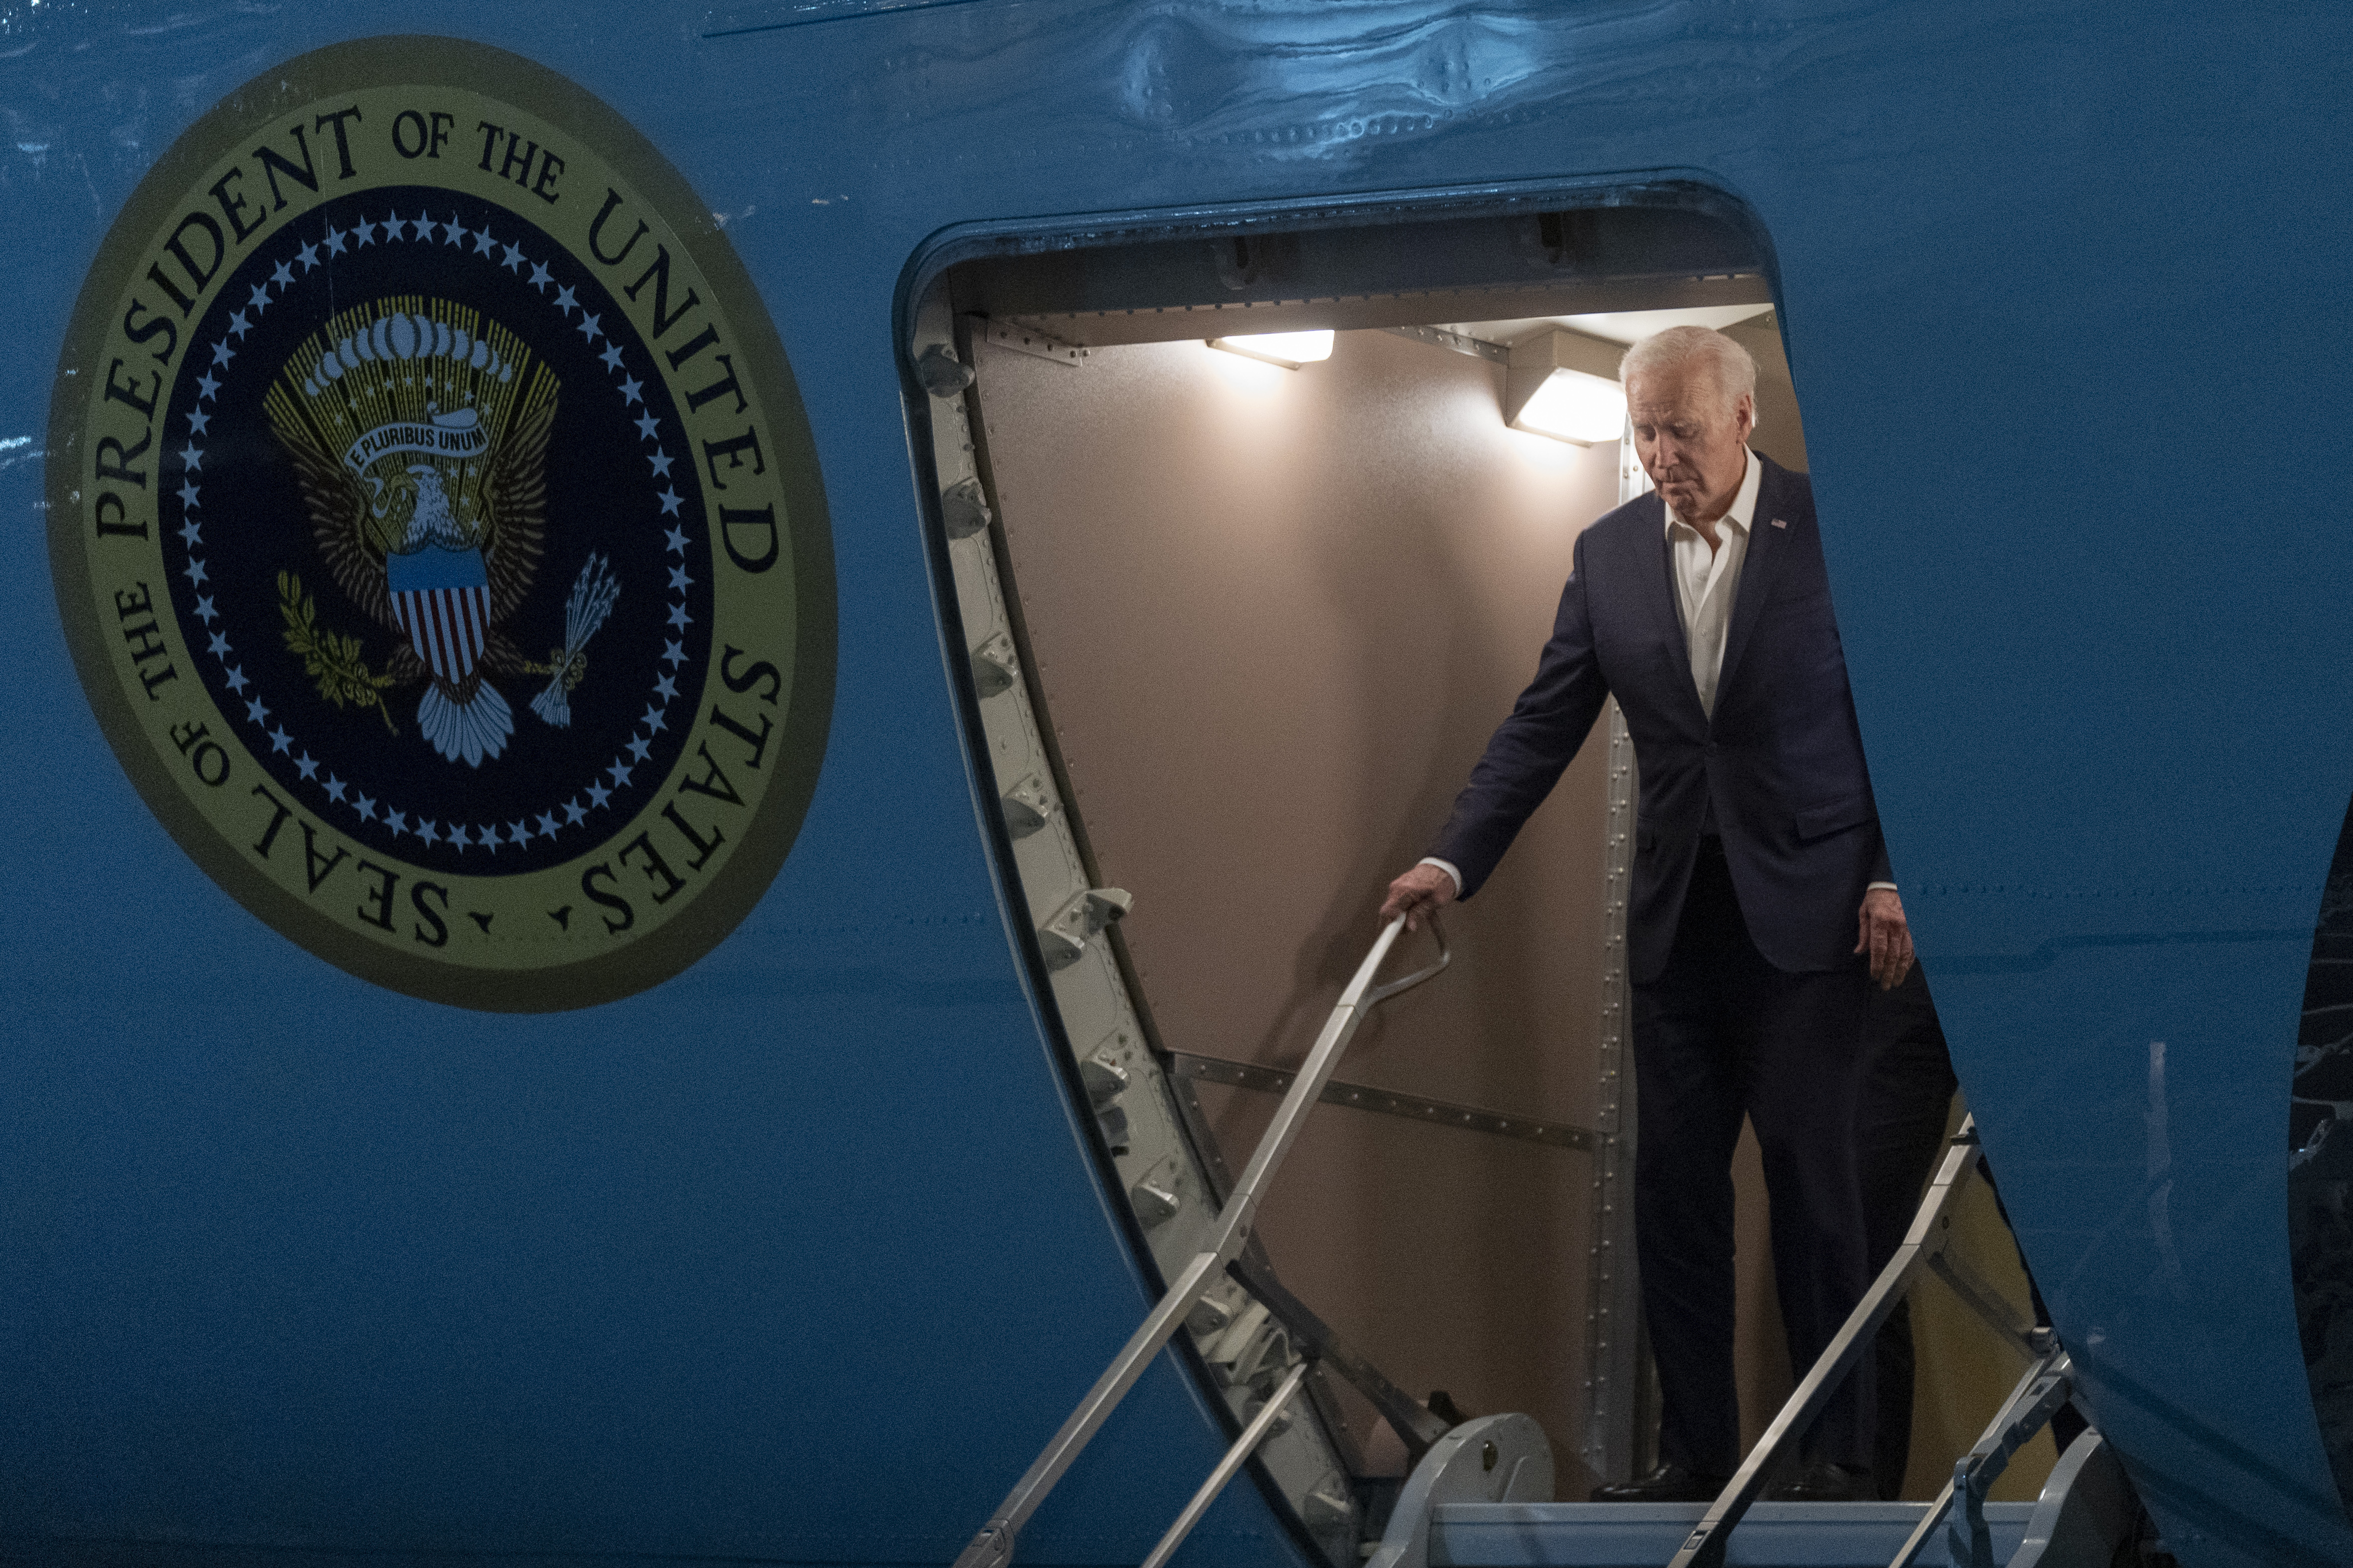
[909,194,2076,1551]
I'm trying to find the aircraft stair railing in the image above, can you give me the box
[954,913,1452,1568]
[1906,1341,2076,1568]
[1223,1249,1454,1468]
[1354,1124,2141,1568]
[1346,1125,2155,1563]
[1667,1117,2091,1568]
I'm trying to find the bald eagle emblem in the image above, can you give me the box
[264,297,613,765]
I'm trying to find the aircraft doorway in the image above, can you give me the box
[908,193,2052,1542]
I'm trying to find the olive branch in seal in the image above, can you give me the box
[277,570,399,734]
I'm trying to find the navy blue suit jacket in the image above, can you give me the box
[1430,455,1889,983]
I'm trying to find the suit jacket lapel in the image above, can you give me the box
[1715,459,1789,704]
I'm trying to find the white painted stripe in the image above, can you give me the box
[429,592,465,681]
[456,586,487,669]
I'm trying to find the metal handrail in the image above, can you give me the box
[1138,1359,1315,1568]
[1227,1252,1452,1464]
[1888,1342,2072,1568]
[952,913,1449,1568]
[1667,1119,1990,1568]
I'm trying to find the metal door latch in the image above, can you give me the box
[1130,1154,1182,1227]
[1001,772,1054,838]
[942,476,992,539]
[1082,1050,1132,1154]
[971,632,1019,697]
[914,342,974,396]
[1186,1287,1238,1339]
[1080,1052,1128,1107]
[1039,887,1130,971]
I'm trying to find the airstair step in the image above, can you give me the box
[1428,1500,2034,1566]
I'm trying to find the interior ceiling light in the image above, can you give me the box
[1207,329,1334,369]
[1504,328,1627,445]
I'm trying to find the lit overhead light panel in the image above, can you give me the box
[1504,328,1626,445]
[1208,329,1335,369]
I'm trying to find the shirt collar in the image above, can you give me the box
[1663,449,1761,541]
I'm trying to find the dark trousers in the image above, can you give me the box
[1859,965,2086,1499]
[1632,840,1875,1474]
[1858,964,1960,1499]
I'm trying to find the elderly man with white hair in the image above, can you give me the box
[1382,324,1910,1503]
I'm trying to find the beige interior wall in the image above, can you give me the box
[974,327,1621,1486]
[1903,1095,2059,1501]
[1724,314,1809,477]
[968,317,2050,1500]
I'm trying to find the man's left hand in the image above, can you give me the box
[1855,887,1914,991]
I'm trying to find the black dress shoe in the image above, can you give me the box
[1765,1460,1873,1502]
[1592,1462,1731,1502]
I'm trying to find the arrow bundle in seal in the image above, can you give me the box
[529,554,620,728]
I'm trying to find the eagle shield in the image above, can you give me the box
[388,539,492,685]
[263,299,556,766]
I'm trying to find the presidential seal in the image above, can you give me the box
[48,39,835,1011]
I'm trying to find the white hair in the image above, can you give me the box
[1619,325,1757,416]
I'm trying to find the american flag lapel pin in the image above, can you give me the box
[1770,517,1788,529]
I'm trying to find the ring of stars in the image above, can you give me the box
[167,203,705,866]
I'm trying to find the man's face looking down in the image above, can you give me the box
[1627,362,1757,530]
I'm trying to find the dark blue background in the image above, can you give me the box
[159,185,713,877]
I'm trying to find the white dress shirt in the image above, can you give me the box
[1420,449,1894,900]
[1668,448,1761,720]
